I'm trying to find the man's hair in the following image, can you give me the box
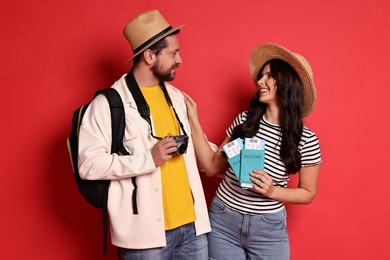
[132,30,180,65]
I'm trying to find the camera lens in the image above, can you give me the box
[177,143,188,155]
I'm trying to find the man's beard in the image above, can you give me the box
[151,60,178,82]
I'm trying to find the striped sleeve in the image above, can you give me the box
[226,111,247,137]
[300,129,322,166]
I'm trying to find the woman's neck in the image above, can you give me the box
[264,106,281,125]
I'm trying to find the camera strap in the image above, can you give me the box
[160,81,188,136]
[125,69,187,139]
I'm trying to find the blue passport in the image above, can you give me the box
[240,138,265,188]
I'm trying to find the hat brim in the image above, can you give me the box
[249,43,316,117]
[124,24,185,63]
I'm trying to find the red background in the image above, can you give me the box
[2,0,390,259]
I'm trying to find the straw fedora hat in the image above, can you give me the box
[123,10,185,61]
[249,42,316,117]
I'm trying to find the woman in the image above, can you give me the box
[183,42,322,259]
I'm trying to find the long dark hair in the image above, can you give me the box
[231,59,304,174]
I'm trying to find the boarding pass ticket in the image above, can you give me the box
[244,137,265,150]
[223,138,243,158]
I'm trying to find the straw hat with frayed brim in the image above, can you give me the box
[249,42,316,117]
[123,10,185,62]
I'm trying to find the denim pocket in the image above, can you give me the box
[258,208,288,241]
[261,208,287,224]
[209,197,228,213]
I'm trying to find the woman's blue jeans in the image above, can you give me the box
[208,196,290,260]
[120,222,208,260]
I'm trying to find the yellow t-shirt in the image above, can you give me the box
[140,86,195,230]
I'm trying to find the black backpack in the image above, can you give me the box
[66,88,138,255]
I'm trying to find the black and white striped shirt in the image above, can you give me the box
[216,111,322,214]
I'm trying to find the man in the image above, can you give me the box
[78,10,211,259]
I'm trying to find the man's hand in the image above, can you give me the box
[151,135,177,167]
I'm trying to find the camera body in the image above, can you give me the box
[171,135,189,155]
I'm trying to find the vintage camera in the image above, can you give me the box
[171,135,189,155]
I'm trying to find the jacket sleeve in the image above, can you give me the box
[78,94,157,180]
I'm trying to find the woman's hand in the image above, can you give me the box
[250,164,320,204]
[249,170,276,198]
[182,92,199,124]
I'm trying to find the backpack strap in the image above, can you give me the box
[95,88,127,154]
[99,89,139,214]
[94,88,139,256]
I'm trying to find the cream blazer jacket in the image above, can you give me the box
[78,75,211,249]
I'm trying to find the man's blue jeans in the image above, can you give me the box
[208,196,290,260]
[120,222,208,260]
